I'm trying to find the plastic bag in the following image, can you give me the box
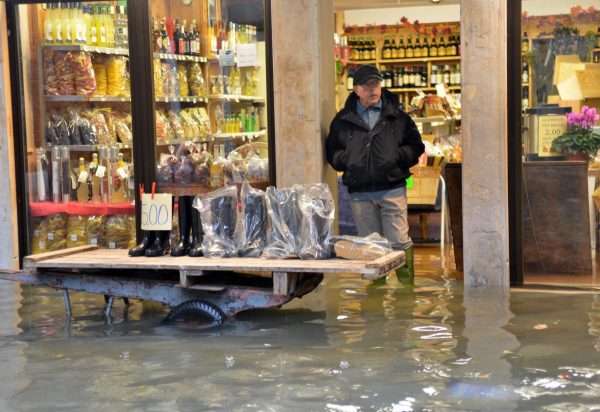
[330,233,392,261]
[188,63,206,96]
[155,110,168,144]
[193,186,239,257]
[128,216,136,250]
[168,110,185,142]
[46,213,68,251]
[180,110,198,140]
[106,56,127,96]
[262,187,302,259]
[47,112,71,146]
[174,155,194,185]
[67,215,88,248]
[66,108,83,145]
[104,215,130,249]
[237,182,267,257]
[295,183,335,260]
[153,58,164,97]
[93,58,108,96]
[177,64,189,97]
[73,52,96,96]
[78,113,97,145]
[112,112,132,145]
[191,145,211,185]
[247,154,268,183]
[55,52,76,95]
[190,108,211,139]
[44,49,59,96]
[224,150,247,185]
[86,216,105,246]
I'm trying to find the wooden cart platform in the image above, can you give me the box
[1,246,405,324]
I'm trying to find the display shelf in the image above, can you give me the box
[29,201,135,217]
[158,180,269,197]
[388,86,461,93]
[412,116,457,123]
[44,44,129,56]
[348,59,377,65]
[45,95,131,103]
[209,94,265,103]
[155,96,208,104]
[213,130,267,140]
[153,52,208,63]
[156,139,211,147]
[44,144,132,152]
[379,56,460,64]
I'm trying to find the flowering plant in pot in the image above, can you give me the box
[551,106,600,160]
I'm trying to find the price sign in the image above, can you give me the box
[141,193,173,231]
[237,43,257,68]
[219,49,236,68]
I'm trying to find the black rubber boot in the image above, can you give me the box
[128,231,156,257]
[171,196,192,256]
[188,206,204,257]
[145,230,170,257]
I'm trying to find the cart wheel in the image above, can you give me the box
[164,300,225,327]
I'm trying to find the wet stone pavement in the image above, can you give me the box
[1,275,600,412]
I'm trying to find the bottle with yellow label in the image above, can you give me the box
[76,157,89,203]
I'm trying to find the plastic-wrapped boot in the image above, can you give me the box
[395,247,414,285]
[145,230,170,257]
[188,206,204,257]
[129,231,156,257]
[171,196,192,256]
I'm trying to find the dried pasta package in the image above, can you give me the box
[72,52,96,96]
[86,216,105,246]
[44,49,59,96]
[55,52,76,95]
[112,112,133,145]
[104,215,130,249]
[155,110,168,144]
[86,110,113,145]
[330,233,391,261]
[166,63,179,97]
[67,215,89,248]
[153,58,164,97]
[46,213,68,251]
[49,112,71,146]
[168,110,185,142]
[180,110,199,140]
[106,56,127,96]
[31,217,49,254]
[66,108,84,145]
[188,63,206,96]
[190,108,211,139]
[177,64,189,97]
[93,57,107,96]
[161,62,171,97]
[127,216,136,250]
[193,186,239,257]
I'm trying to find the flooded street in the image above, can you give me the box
[1,275,600,412]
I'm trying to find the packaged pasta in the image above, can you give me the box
[112,112,133,145]
[188,63,206,96]
[104,215,130,249]
[31,217,49,254]
[180,110,199,140]
[67,215,88,248]
[190,108,211,139]
[83,109,113,145]
[44,49,59,96]
[46,213,68,251]
[155,110,168,144]
[177,64,189,97]
[66,108,84,145]
[168,110,185,142]
[93,58,108,96]
[106,56,127,96]
[164,63,178,97]
[153,58,164,97]
[46,112,71,146]
[55,52,76,95]
[86,216,105,246]
[72,52,96,96]
[128,216,136,250]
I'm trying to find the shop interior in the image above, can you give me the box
[334,0,600,288]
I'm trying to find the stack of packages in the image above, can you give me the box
[192,182,335,259]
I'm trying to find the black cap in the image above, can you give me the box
[353,65,383,85]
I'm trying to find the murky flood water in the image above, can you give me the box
[1,275,600,412]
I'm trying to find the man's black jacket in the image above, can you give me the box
[325,89,425,193]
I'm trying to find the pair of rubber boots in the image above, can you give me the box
[171,196,203,257]
[371,247,414,286]
[129,230,171,257]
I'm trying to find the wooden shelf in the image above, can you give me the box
[388,86,461,93]
[153,53,208,63]
[45,95,131,103]
[44,44,129,56]
[379,56,460,64]
[213,130,267,140]
[209,94,265,103]
[348,60,377,65]
[45,144,132,152]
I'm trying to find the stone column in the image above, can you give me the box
[0,1,19,270]
[461,0,510,288]
[271,0,336,187]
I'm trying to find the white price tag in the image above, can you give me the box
[96,165,106,178]
[109,241,116,249]
[141,193,173,231]
[90,238,98,246]
[70,234,78,241]
[435,83,447,98]
[117,167,129,180]
[219,49,236,68]
[47,232,55,241]
[39,240,46,250]
[236,43,257,68]
[78,170,89,183]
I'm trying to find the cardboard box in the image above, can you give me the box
[407,165,441,206]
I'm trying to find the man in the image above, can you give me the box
[326,65,425,283]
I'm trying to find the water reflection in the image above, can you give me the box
[1,277,600,410]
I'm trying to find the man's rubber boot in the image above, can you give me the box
[171,196,192,256]
[395,247,414,285]
[188,206,204,257]
[145,230,170,257]
[129,231,156,257]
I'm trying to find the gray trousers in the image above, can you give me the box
[349,186,412,251]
